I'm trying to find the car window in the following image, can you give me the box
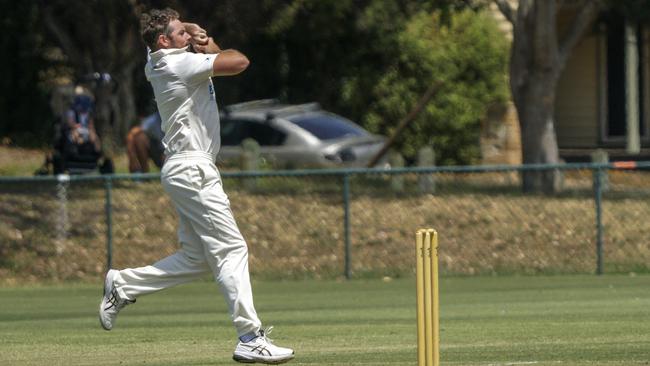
[286,113,368,140]
[221,118,287,146]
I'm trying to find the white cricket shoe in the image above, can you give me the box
[233,327,295,364]
[98,269,134,330]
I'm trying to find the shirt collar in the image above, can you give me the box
[148,46,191,62]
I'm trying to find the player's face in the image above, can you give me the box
[164,19,191,49]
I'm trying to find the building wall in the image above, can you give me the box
[554,32,600,148]
[480,102,522,165]
[481,1,521,165]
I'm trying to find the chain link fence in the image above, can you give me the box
[1,163,649,283]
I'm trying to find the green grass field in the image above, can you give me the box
[1,275,649,366]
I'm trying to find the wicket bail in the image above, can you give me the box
[416,229,439,366]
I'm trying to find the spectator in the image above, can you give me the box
[64,87,101,154]
[126,112,164,173]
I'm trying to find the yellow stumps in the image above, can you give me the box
[416,229,439,366]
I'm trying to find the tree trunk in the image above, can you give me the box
[92,69,138,156]
[510,32,562,193]
[496,0,604,194]
[115,66,138,144]
[94,81,116,157]
[515,77,562,193]
[508,0,562,193]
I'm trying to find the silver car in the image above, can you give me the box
[217,100,386,168]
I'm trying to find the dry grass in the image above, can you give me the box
[0,145,133,176]
[0,146,46,176]
[1,146,648,282]
[1,169,649,284]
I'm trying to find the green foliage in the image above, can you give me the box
[0,2,54,147]
[1,0,506,158]
[262,1,507,165]
[342,9,509,165]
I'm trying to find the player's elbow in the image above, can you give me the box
[213,52,250,76]
[234,55,250,74]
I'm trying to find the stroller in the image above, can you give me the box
[36,94,114,175]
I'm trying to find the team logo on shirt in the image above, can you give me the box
[208,84,215,101]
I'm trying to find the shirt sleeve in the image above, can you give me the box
[175,52,219,85]
[65,110,76,124]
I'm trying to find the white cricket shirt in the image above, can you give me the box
[145,47,220,159]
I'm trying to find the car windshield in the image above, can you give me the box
[286,113,368,140]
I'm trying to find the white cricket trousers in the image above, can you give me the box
[112,151,262,337]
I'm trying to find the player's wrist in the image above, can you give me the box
[194,37,222,54]
[184,22,209,52]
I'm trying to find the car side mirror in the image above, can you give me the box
[264,112,275,124]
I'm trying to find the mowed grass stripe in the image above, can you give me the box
[1,275,649,365]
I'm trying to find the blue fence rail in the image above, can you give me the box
[1,161,649,281]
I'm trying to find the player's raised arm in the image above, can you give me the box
[212,48,249,76]
[183,22,249,76]
[192,36,250,76]
[183,22,208,46]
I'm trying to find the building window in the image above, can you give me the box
[602,13,648,143]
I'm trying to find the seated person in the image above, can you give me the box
[35,89,111,175]
[126,112,164,173]
[64,93,101,156]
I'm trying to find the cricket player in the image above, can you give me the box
[98,8,294,364]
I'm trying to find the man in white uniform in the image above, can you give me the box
[98,8,294,364]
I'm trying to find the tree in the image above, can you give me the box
[342,6,510,164]
[2,0,508,161]
[27,0,310,150]
[261,1,508,165]
[0,1,54,146]
[493,0,605,192]
[39,0,143,155]
[166,0,302,104]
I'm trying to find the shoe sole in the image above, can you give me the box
[233,353,295,364]
[98,269,117,331]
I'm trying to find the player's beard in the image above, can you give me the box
[170,39,188,49]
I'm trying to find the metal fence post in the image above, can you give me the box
[105,176,113,271]
[594,166,604,275]
[343,173,351,279]
[55,174,70,254]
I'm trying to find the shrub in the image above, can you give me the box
[343,9,509,165]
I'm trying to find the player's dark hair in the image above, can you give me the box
[140,8,180,50]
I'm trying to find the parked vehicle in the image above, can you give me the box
[217,100,386,168]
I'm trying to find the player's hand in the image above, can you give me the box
[193,37,222,54]
[184,22,209,47]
